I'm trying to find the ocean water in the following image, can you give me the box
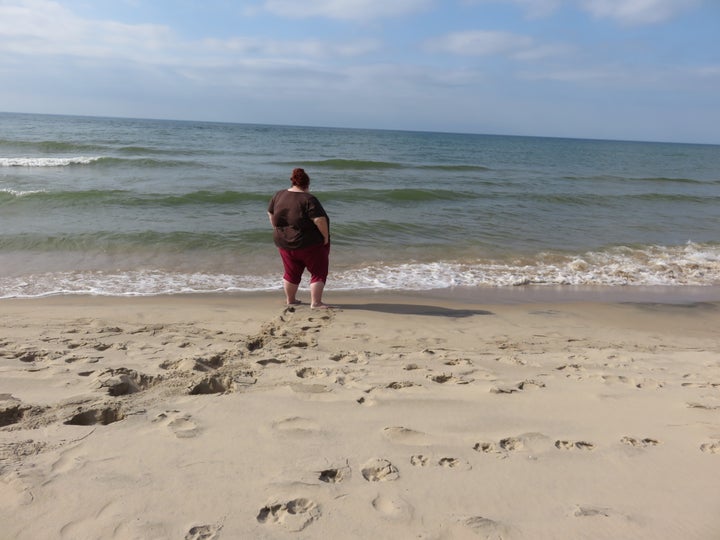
[1,112,719,298]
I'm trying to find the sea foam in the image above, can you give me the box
[0,156,101,167]
[1,243,718,298]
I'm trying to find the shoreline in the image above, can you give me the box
[2,287,719,538]
[3,283,720,308]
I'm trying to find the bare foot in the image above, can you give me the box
[287,300,303,305]
[311,303,333,309]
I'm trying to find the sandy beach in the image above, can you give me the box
[1,291,719,539]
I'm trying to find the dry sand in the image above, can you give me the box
[1,291,719,539]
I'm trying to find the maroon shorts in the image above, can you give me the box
[279,242,330,285]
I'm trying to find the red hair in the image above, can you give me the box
[290,168,310,189]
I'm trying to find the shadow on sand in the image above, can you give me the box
[334,303,493,318]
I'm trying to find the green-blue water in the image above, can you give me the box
[1,112,719,297]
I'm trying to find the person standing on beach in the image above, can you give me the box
[267,168,331,308]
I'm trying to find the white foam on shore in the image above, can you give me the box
[1,243,718,298]
[0,270,276,299]
[335,243,720,290]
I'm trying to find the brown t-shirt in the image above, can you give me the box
[267,189,329,250]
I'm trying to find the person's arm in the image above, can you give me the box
[312,216,329,245]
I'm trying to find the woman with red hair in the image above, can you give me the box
[267,168,331,308]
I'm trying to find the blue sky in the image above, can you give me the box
[1,0,718,143]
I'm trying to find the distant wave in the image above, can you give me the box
[524,192,720,206]
[4,185,713,216]
[0,156,102,167]
[115,145,207,156]
[0,137,218,158]
[0,188,47,198]
[417,164,491,172]
[0,187,476,208]
[292,158,404,170]
[0,138,105,153]
[0,189,125,206]
[277,159,491,172]
[323,188,475,203]
[0,229,270,252]
[562,175,714,185]
[88,156,206,168]
[0,156,210,169]
[0,188,270,208]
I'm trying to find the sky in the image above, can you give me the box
[0,0,718,143]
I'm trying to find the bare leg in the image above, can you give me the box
[310,280,329,308]
[283,279,300,305]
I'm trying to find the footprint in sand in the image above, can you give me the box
[490,379,546,394]
[328,350,372,365]
[461,515,509,539]
[1,473,35,508]
[11,347,61,364]
[0,397,32,428]
[473,441,499,454]
[64,403,125,426]
[154,410,201,439]
[573,505,612,518]
[361,458,400,482]
[296,367,331,379]
[256,498,320,532]
[188,375,228,395]
[498,437,525,452]
[185,523,222,540]
[386,381,421,390]
[383,426,433,446]
[372,494,414,521]
[98,368,160,396]
[409,454,470,470]
[50,443,88,475]
[356,396,376,406]
[318,464,351,483]
[438,457,472,470]
[410,454,429,467]
[555,440,595,451]
[687,402,720,410]
[700,441,720,454]
[426,372,473,385]
[474,433,550,456]
[681,381,720,389]
[444,358,473,366]
[271,416,322,435]
[188,373,245,395]
[256,357,285,366]
[599,374,664,389]
[555,363,585,379]
[620,436,659,448]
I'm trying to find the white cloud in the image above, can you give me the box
[425,30,567,60]
[519,66,628,83]
[469,0,700,24]
[202,36,380,59]
[465,0,563,18]
[692,65,720,78]
[0,0,378,67]
[261,0,433,20]
[426,31,532,56]
[580,0,700,25]
[0,0,175,62]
